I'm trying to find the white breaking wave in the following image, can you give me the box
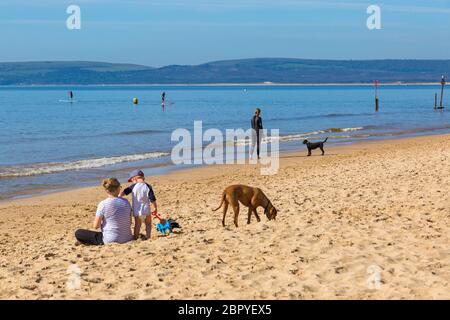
[336,127,364,132]
[235,127,365,146]
[0,152,170,178]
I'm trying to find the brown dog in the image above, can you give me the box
[213,184,277,227]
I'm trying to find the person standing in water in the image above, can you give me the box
[251,108,263,159]
[68,90,74,100]
[161,92,166,105]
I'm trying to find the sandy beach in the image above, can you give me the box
[1,134,449,300]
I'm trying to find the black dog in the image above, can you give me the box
[303,137,328,156]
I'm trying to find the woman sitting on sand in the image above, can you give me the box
[75,178,133,245]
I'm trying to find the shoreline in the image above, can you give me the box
[2,132,448,206]
[2,128,450,203]
[0,135,411,204]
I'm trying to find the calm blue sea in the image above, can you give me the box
[0,85,448,200]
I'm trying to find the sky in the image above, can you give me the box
[0,0,449,66]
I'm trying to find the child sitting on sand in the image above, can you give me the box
[120,169,158,240]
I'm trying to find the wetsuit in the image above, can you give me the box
[251,115,263,157]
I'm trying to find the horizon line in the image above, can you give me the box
[2,57,450,69]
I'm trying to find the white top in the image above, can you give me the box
[131,182,152,217]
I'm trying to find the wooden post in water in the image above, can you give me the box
[374,80,379,112]
[435,93,438,109]
[440,76,446,108]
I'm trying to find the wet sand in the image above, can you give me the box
[0,134,449,299]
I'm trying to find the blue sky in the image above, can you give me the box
[0,0,449,66]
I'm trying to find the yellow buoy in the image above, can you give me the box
[133,98,139,105]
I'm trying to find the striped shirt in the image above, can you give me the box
[96,197,133,244]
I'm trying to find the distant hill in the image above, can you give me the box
[0,59,449,85]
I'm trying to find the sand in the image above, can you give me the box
[0,135,449,300]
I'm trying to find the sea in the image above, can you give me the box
[0,84,448,201]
